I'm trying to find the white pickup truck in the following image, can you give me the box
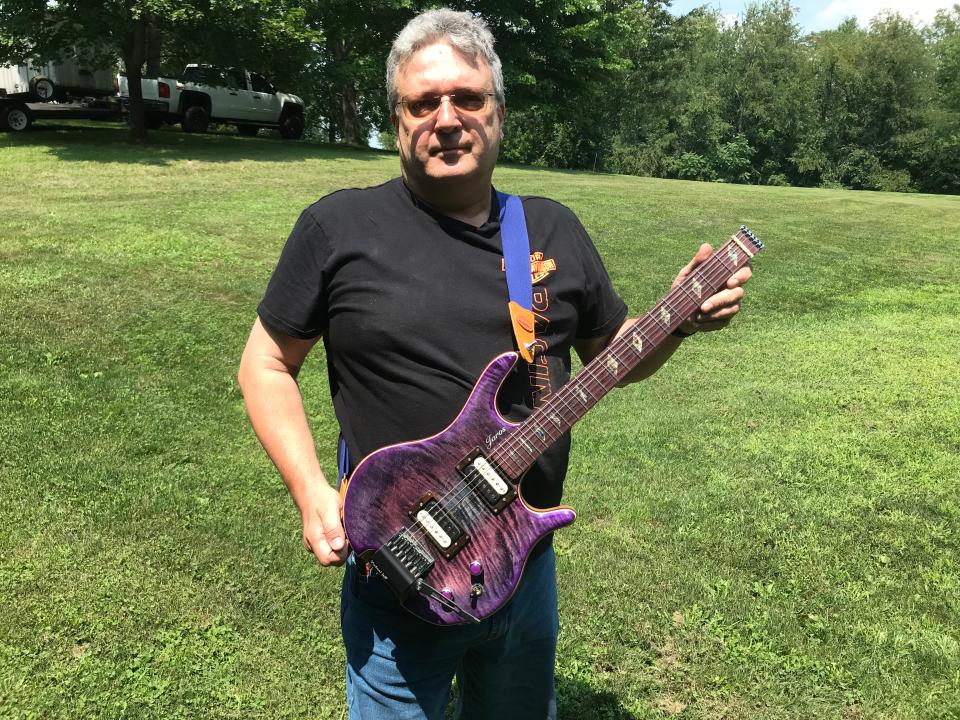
[118,64,305,139]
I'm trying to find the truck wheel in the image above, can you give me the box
[2,104,32,132]
[181,105,209,133]
[30,76,57,102]
[237,124,259,137]
[279,113,304,140]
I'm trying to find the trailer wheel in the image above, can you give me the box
[279,112,304,140]
[2,104,32,132]
[181,105,209,133]
[30,76,57,103]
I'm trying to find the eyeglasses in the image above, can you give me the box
[397,89,495,119]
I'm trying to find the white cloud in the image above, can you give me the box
[814,0,955,30]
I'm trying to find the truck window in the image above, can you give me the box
[224,69,245,91]
[250,73,273,94]
[183,66,226,86]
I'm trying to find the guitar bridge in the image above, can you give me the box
[369,528,434,600]
[457,448,517,514]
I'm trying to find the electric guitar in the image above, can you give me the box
[340,227,764,625]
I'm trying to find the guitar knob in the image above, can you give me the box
[469,560,482,577]
[441,587,455,601]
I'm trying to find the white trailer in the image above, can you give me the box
[0,56,115,102]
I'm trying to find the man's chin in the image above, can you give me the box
[424,157,479,180]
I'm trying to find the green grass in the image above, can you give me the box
[1,121,958,719]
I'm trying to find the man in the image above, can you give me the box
[238,8,751,719]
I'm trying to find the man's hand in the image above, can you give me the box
[300,483,350,566]
[673,242,752,335]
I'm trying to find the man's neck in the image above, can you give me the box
[404,176,493,227]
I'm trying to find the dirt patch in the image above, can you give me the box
[654,694,687,715]
[70,642,90,659]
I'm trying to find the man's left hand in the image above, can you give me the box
[672,242,752,335]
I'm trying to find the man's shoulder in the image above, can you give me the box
[303,177,404,224]
[515,195,586,234]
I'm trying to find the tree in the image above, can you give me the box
[298,0,414,146]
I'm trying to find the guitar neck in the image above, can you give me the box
[488,227,764,480]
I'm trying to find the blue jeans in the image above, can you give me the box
[340,545,559,720]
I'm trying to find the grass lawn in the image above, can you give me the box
[1,121,958,719]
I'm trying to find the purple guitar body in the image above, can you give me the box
[341,227,764,626]
[341,353,575,625]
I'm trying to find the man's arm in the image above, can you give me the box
[575,243,753,383]
[237,317,349,566]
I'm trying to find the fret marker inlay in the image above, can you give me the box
[606,355,619,375]
[630,333,643,353]
[691,279,703,298]
[728,246,739,264]
[659,306,671,326]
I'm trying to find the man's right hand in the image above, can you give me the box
[300,483,350,566]
[238,319,350,569]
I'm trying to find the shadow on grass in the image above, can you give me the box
[2,120,394,165]
[556,675,637,719]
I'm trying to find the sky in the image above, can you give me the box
[667,0,957,31]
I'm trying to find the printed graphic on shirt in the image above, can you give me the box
[528,287,552,407]
[500,252,557,285]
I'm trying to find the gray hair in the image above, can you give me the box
[387,8,505,111]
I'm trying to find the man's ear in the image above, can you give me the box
[390,113,400,149]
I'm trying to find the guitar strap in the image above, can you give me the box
[337,190,533,484]
[496,191,536,364]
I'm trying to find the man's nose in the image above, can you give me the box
[434,96,462,131]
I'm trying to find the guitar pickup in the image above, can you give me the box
[457,449,517,514]
[408,493,470,560]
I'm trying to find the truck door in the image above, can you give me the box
[222,68,256,121]
[248,72,282,124]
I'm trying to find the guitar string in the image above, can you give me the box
[454,247,745,511]
[382,238,753,563]
[398,241,749,552]
[489,241,746,471]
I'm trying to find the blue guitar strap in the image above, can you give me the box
[338,190,534,484]
[496,191,536,363]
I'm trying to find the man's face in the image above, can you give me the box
[391,42,504,191]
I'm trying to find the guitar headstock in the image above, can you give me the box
[738,225,764,252]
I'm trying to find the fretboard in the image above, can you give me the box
[488,227,764,479]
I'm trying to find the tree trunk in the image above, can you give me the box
[341,80,361,145]
[122,13,149,142]
[331,36,362,145]
[145,26,162,77]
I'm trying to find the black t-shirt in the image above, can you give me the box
[258,177,627,508]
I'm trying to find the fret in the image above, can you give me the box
[488,227,763,480]
[661,296,688,326]
[688,272,705,302]
[531,425,548,444]
[604,352,620,378]
[651,302,672,331]
[574,384,590,405]
[725,242,742,266]
[676,281,700,306]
